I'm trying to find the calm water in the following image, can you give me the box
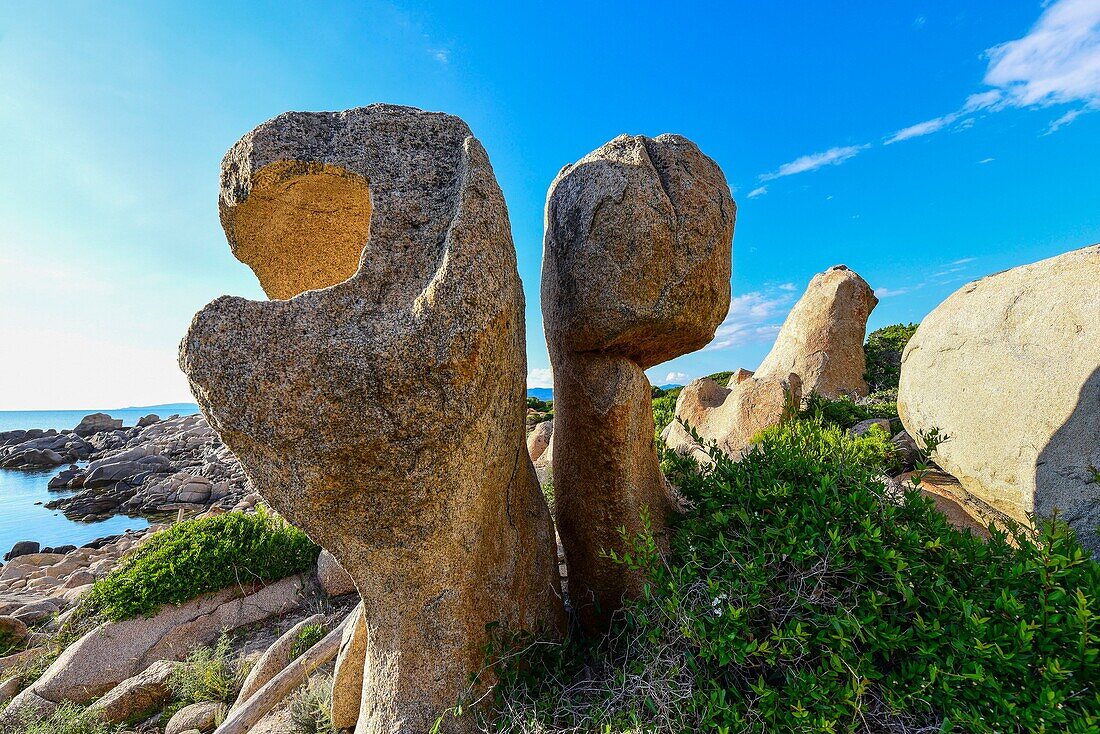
[0,405,199,553]
[0,403,199,433]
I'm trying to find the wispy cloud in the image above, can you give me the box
[874,286,915,299]
[430,48,450,64]
[951,257,976,265]
[985,0,1100,109]
[763,1,1099,191]
[664,371,689,384]
[706,288,796,350]
[747,186,768,198]
[759,145,869,181]
[1045,108,1087,134]
[527,367,553,389]
[979,157,996,163]
[875,257,979,299]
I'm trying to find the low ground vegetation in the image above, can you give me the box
[78,509,319,622]
[482,415,1100,733]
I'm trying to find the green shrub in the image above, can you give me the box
[79,510,319,622]
[291,623,326,660]
[167,635,238,706]
[864,323,918,393]
[485,419,1100,733]
[1,702,118,734]
[289,676,339,734]
[801,392,898,432]
[652,393,678,436]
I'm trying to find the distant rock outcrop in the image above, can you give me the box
[662,372,802,464]
[542,133,734,632]
[899,245,1100,556]
[755,265,878,399]
[73,412,123,437]
[180,105,564,732]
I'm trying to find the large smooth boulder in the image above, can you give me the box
[542,133,734,631]
[662,372,802,464]
[755,265,877,399]
[179,105,564,733]
[3,541,39,562]
[315,550,356,598]
[898,245,1100,555]
[0,575,304,725]
[73,413,122,437]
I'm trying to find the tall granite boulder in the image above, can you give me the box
[899,245,1100,556]
[661,372,802,464]
[179,105,564,733]
[542,133,734,631]
[755,265,877,398]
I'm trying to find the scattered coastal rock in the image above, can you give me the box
[3,541,40,562]
[754,265,878,399]
[179,105,565,733]
[73,413,123,437]
[37,413,249,520]
[543,133,735,631]
[662,372,802,464]
[899,244,1100,556]
[0,574,306,725]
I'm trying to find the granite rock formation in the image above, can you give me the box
[661,372,802,464]
[542,133,734,631]
[179,105,564,732]
[898,245,1100,556]
[755,265,877,399]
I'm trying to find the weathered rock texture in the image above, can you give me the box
[542,134,734,631]
[898,245,1100,556]
[755,265,878,398]
[179,105,564,733]
[661,372,802,464]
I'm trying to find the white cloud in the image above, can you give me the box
[951,257,977,265]
[1045,108,1087,133]
[885,115,956,144]
[432,49,449,64]
[527,367,553,389]
[984,0,1100,108]
[706,289,795,351]
[759,145,869,181]
[913,16,927,30]
[747,186,768,198]
[874,286,913,299]
[979,157,996,163]
[664,371,689,384]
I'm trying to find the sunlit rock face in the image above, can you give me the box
[754,265,878,399]
[899,244,1100,558]
[542,133,735,633]
[180,104,564,734]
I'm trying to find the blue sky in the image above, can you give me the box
[1,1,1098,409]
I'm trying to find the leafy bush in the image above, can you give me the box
[289,676,339,734]
[79,510,319,622]
[485,419,1100,733]
[652,393,678,436]
[0,702,119,734]
[801,392,898,432]
[291,623,326,660]
[864,323,918,393]
[167,635,239,707]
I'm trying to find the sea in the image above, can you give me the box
[0,403,200,554]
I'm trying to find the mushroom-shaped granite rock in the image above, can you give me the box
[542,133,735,632]
[180,105,564,734]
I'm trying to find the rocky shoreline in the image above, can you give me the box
[0,412,251,529]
